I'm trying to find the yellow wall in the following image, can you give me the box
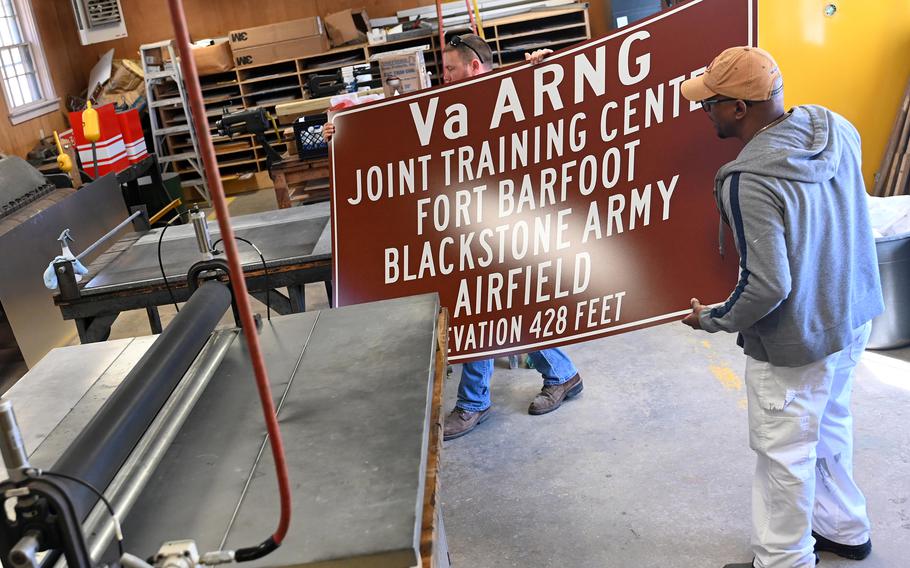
[759,0,910,191]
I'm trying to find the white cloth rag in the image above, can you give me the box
[43,256,88,290]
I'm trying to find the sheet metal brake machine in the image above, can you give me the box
[0,253,447,567]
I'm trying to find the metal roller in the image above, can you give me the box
[50,283,232,521]
[0,400,30,483]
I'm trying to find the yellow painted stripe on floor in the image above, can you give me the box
[709,365,743,391]
[701,340,712,349]
[207,197,235,220]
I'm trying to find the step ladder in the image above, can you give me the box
[140,40,210,203]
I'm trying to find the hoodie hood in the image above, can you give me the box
[715,105,856,189]
[699,103,883,367]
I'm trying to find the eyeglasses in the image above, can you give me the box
[449,35,485,64]
[701,97,755,112]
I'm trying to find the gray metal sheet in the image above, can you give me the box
[0,156,49,214]
[120,312,321,556]
[0,337,155,479]
[133,204,330,248]
[83,203,331,293]
[224,293,439,568]
[122,293,440,567]
[0,175,129,367]
[0,189,75,240]
[4,292,439,567]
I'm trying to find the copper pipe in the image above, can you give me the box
[165,0,292,546]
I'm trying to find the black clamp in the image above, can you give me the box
[53,261,81,302]
[187,258,240,328]
[186,259,260,331]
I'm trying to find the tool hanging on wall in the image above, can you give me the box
[82,102,101,179]
[53,132,73,174]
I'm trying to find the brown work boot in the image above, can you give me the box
[443,406,491,440]
[528,374,583,415]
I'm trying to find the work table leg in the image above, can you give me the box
[146,306,163,335]
[273,171,291,209]
[288,285,306,312]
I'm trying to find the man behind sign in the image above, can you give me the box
[679,47,884,568]
[324,35,585,441]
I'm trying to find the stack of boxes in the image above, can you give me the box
[230,17,331,69]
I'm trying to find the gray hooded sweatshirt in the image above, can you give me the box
[698,104,884,367]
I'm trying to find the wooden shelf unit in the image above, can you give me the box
[153,4,589,187]
[480,5,591,67]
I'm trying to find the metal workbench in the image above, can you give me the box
[54,203,333,343]
[5,293,448,567]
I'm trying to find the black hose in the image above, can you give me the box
[212,237,270,320]
[234,537,279,562]
[49,283,232,521]
[158,212,185,313]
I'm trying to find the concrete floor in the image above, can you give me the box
[49,190,910,567]
[441,329,910,568]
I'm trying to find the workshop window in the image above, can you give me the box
[0,0,57,125]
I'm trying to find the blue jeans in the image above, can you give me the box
[456,348,578,412]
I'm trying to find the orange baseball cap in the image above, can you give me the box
[681,46,783,102]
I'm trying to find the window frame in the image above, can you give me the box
[0,0,59,125]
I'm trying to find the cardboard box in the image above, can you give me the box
[352,10,370,34]
[181,171,273,203]
[223,171,272,195]
[325,9,365,47]
[229,17,324,49]
[108,59,143,92]
[193,40,234,75]
[374,48,430,98]
[95,59,145,108]
[233,35,330,68]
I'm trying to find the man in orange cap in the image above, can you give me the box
[680,46,883,568]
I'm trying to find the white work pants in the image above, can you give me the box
[746,322,872,568]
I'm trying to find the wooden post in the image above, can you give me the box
[272,170,291,209]
[421,308,449,567]
[884,82,910,196]
[63,142,82,189]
